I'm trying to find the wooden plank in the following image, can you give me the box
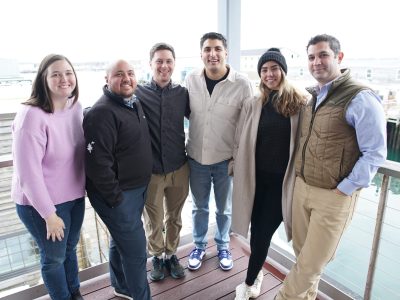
[35,274,111,300]
[150,244,220,295]
[219,269,282,300]
[257,284,282,300]
[149,244,219,294]
[153,254,248,300]
[36,235,286,300]
[82,285,116,300]
[229,233,286,281]
[146,237,217,272]
[80,273,111,294]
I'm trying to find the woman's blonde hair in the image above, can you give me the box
[259,67,306,117]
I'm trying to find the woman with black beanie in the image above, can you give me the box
[231,48,307,299]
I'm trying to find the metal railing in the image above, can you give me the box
[364,160,400,300]
[1,111,400,299]
[1,153,400,299]
[0,152,111,295]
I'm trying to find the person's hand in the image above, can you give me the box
[228,159,234,176]
[45,213,65,242]
[332,188,347,196]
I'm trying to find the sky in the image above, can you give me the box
[1,0,217,63]
[1,0,399,64]
[240,0,399,59]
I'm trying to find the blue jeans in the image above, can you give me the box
[16,198,85,300]
[188,158,232,251]
[87,186,151,300]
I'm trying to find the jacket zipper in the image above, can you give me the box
[300,90,332,179]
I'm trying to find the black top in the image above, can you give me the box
[204,68,229,96]
[136,80,190,174]
[83,85,153,207]
[255,93,291,174]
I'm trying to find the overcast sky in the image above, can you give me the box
[1,0,398,63]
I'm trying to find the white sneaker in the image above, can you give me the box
[188,248,206,270]
[234,271,263,299]
[253,270,264,295]
[218,249,233,270]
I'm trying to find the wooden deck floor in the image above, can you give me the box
[38,234,285,300]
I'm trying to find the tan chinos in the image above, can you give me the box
[277,177,359,300]
[143,162,189,257]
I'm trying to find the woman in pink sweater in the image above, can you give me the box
[12,54,85,300]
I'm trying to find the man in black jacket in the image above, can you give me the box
[83,59,153,300]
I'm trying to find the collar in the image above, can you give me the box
[123,95,138,108]
[150,78,172,91]
[306,68,350,97]
[103,85,137,108]
[199,65,236,83]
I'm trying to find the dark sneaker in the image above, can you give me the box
[149,256,165,281]
[218,249,233,270]
[113,289,133,300]
[188,248,206,270]
[70,290,84,300]
[165,255,185,279]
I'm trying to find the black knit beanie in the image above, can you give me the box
[257,48,287,76]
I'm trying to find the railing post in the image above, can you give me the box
[94,212,104,263]
[364,174,390,300]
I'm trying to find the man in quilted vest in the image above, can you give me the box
[276,34,387,300]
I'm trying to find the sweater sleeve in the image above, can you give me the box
[230,96,254,175]
[83,108,123,207]
[13,111,56,219]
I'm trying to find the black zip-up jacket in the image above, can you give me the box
[83,85,152,207]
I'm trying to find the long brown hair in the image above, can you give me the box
[259,67,306,117]
[24,54,79,113]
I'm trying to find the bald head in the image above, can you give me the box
[105,59,133,76]
[105,59,137,98]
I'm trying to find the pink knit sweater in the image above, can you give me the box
[11,102,85,219]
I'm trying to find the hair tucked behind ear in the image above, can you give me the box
[259,68,307,117]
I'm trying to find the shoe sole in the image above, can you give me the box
[188,261,202,270]
[170,272,186,279]
[148,273,165,281]
[220,263,233,271]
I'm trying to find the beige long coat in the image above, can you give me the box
[230,96,300,241]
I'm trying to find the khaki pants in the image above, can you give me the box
[277,177,359,300]
[143,162,189,257]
